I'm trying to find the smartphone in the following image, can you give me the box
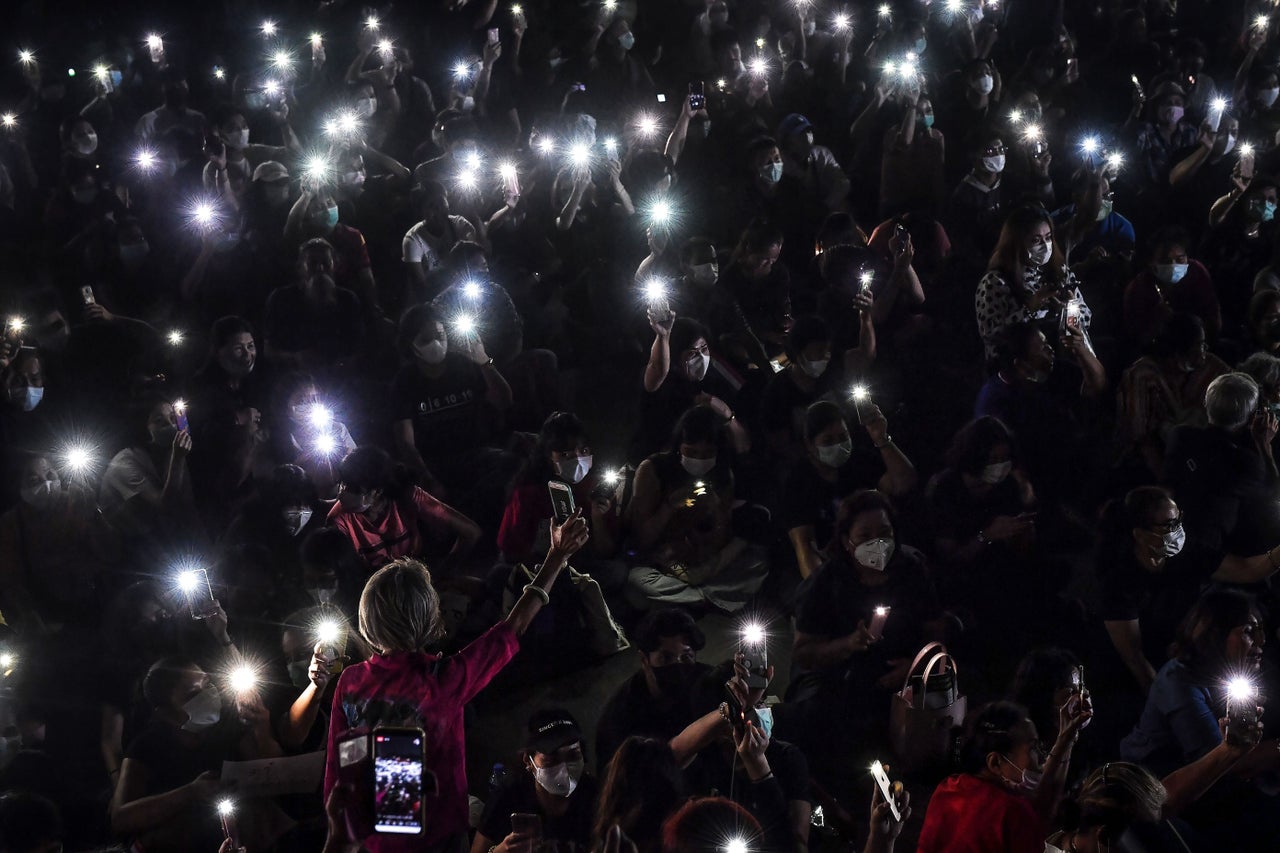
[80,285,96,305]
[373,727,427,835]
[548,481,576,524]
[868,605,890,641]
[1227,695,1260,747]
[488,28,501,45]
[1066,57,1078,77]
[511,813,543,840]
[174,399,190,433]
[688,81,706,111]
[219,803,240,850]
[1062,298,1083,334]
[1077,664,1086,696]
[1130,73,1144,99]
[851,387,874,425]
[657,93,667,104]
[181,567,220,619]
[870,760,902,822]
[739,639,769,690]
[1241,147,1256,181]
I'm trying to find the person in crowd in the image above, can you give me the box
[591,736,687,853]
[265,371,358,498]
[263,238,366,374]
[595,608,710,761]
[1120,588,1280,847]
[322,514,590,850]
[329,446,481,577]
[626,406,767,612]
[471,710,597,853]
[917,698,1091,853]
[1123,227,1222,348]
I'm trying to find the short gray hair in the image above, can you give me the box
[1204,372,1259,430]
[358,559,444,653]
[1239,352,1280,396]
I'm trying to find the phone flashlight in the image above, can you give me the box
[455,314,477,335]
[512,4,524,14]
[167,330,184,346]
[870,760,902,821]
[740,622,769,689]
[1,114,16,130]
[650,199,673,225]
[878,3,891,16]
[749,57,767,76]
[6,316,25,335]
[569,143,591,167]
[643,278,667,305]
[63,445,93,476]
[261,20,278,36]
[0,653,15,672]
[723,839,748,853]
[868,605,890,640]
[309,404,333,431]
[18,49,34,65]
[229,665,258,696]
[851,384,873,424]
[603,469,620,485]
[1105,151,1124,170]
[173,398,189,432]
[1226,675,1260,746]
[218,799,239,848]
[859,270,874,294]
[1255,14,1270,31]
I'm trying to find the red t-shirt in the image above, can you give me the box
[496,474,621,563]
[328,487,451,571]
[916,774,1044,853]
[323,622,520,851]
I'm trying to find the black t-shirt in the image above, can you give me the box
[633,362,744,461]
[595,666,710,761]
[262,285,364,359]
[1096,540,1220,664]
[925,468,1025,544]
[479,771,599,853]
[777,454,885,546]
[759,367,845,440]
[392,355,495,464]
[795,549,942,676]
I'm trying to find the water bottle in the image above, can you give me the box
[489,762,508,792]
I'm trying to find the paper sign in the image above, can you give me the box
[221,751,325,797]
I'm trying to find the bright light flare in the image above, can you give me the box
[1009,109,1023,126]
[0,653,14,670]
[310,33,323,48]
[945,0,963,12]
[498,161,517,183]
[173,398,187,415]
[214,67,226,80]
[859,271,875,288]
[1105,151,1124,170]
[875,605,889,616]
[603,469,620,485]
[376,39,394,56]
[852,385,870,401]
[1242,142,1256,158]
[93,64,109,81]
[636,113,659,137]
[649,198,673,225]
[323,110,361,138]
[314,433,337,456]
[536,137,556,155]
[878,3,891,16]
[145,35,163,52]
[365,15,380,29]
[229,664,258,694]
[741,622,766,645]
[309,404,333,430]
[217,799,235,817]
[724,839,749,853]
[463,150,483,170]
[167,330,184,346]
[316,619,342,646]
[512,4,523,14]
[190,200,218,231]
[62,444,93,474]
[643,278,667,303]
[271,50,293,70]
[455,314,476,335]
[453,61,472,79]
[1080,136,1100,155]
[604,0,618,9]
[7,316,25,334]
[834,14,851,30]
[462,280,482,299]
[17,49,34,66]
[749,57,768,76]
[260,20,278,37]
[1211,97,1228,114]
[177,570,201,593]
[1,114,16,129]
[1255,14,1270,31]
[1228,676,1256,703]
[1023,124,1042,142]
[569,143,591,167]
[302,154,333,185]
[263,80,282,97]
[755,37,766,49]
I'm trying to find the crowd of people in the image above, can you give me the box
[1,0,1280,850]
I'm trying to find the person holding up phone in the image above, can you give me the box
[471,710,597,853]
[322,512,590,852]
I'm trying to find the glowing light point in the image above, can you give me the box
[453,61,471,78]
[217,799,235,817]
[229,665,258,694]
[603,469,620,485]
[755,37,766,49]
[18,49,34,65]
[1105,151,1124,169]
[167,330,184,346]
[311,33,323,48]
[1,114,17,129]
[214,67,226,80]
[315,433,337,456]
[742,622,766,645]
[643,278,666,302]
[537,137,555,155]
[1255,14,1270,32]
[365,15,380,29]
[1228,676,1256,702]
[63,445,92,473]
[1081,136,1100,155]
[377,39,394,55]
[512,4,524,14]
[462,280,482,299]
[0,654,14,669]
[145,35,163,52]
[464,151,482,170]
[317,620,342,645]
[177,570,200,593]
[834,14,851,30]
[1242,142,1256,158]
[272,50,293,69]
[569,143,590,167]
[749,57,767,76]
[852,385,870,401]
[878,4,891,17]
[725,839,749,853]
[261,20,278,36]
[875,605,889,616]
[455,314,476,335]
[308,404,333,430]
[650,199,672,224]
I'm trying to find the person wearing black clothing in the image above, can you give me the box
[595,609,709,763]
[474,710,598,853]
[263,238,365,377]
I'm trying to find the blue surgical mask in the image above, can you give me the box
[1264,200,1278,222]
[763,162,783,184]
[325,204,339,228]
[922,114,935,128]
[17,387,43,412]
[618,32,635,51]
[755,705,774,739]
[914,37,927,53]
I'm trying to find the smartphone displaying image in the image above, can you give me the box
[374,728,426,835]
[870,761,901,822]
[511,813,542,840]
[488,28,500,45]
[80,285,97,306]
[688,81,706,111]
[548,481,576,524]
[174,399,190,433]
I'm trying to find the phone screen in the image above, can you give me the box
[182,567,219,619]
[689,81,706,111]
[374,730,426,835]
[488,28,500,45]
[870,761,901,821]
[548,482,576,524]
[511,813,543,839]
[657,93,667,104]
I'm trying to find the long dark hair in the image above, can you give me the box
[511,411,590,492]
[1171,588,1261,679]
[1009,647,1080,746]
[336,446,416,503]
[987,206,1066,302]
[593,736,687,853]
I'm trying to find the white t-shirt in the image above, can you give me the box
[402,216,477,270]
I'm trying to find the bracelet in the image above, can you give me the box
[717,701,732,726]
[521,584,550,605]
[874,435,894,449]
[751,772,775,783]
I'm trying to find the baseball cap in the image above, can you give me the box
[525,708,582,754]
[252,161,290,182]
[776,113,813,141]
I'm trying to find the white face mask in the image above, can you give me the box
[686,352,711,381]
[225,128,249,149]
[1027,240,1053,266]
[803,20,816,37]
[307,585,338,605]
[283,506,313,536]
[20,477,60,507]
[533,759,584,797]
[180,684,223,732]
[73,132,98,155]
[1221,135,1237,156]
[852,538,895,571]
[356,98,377,118]
[415,340,448,364]
[681,455,716,476]
[1160,105,1185,124]
[800,358,829,378]
[973,74,994,95]
[1161,524,1187,557]
[982,461,1012,484]
[557,454,592,484]
[816,439,852,467]
[982,154,1006,174]
[1156,263,1189,284]
[1261,88,1280,108]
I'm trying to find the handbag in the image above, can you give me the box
[890,642,967,772]
[568,568,629,658]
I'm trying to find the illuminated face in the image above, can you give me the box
[642,635,697,669]
[1023,221,1053,257]
[743,243,781,279]
[5,354,43,398]
[1226,615,1265,671]
[171,665,211,712]
[812,418,850,451]
[218,332,257,376]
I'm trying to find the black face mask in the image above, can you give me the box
[650,661,699,698]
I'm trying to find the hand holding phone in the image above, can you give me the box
[510,813,543,840]
[870,761,902,821]
[689,81,706,111]
[548,481,576,524]
[868,606,891,641]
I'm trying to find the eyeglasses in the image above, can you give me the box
[983,144,1008,156]
[1149,513,1183,534]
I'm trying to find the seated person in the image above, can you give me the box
[786,491,943,760]
[1162,373,1279,554]
[220,464,324,586]
[265,372,358,498]
[626,406,767,613]
[718,219,793,362]
[591,736,687,853]
[283,187,382,323]
[391,303,519,524]
[1120,589,1280,848]
[328,446,481,576]
[1114,313,1228,480]
[262,238,365,375]
[779,402,916,580]
[472,710,598,853]
[634,316,751,461]
[498,412,624,593]
[1123,227,1222,348]
[917,699,1089,853]
[759,316,843,461]
[595,608,710,761]
[110,657,284,853]
[402,181,478,303]
[275,606,365,752]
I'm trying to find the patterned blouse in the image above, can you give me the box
[975,264,1091,357]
